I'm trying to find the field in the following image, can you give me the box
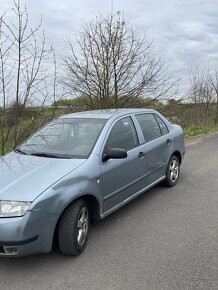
[1,103,218,156]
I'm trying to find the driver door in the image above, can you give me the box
[100,116,146,214]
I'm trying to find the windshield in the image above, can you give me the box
[18,118,106,159]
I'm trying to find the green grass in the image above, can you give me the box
[184,124,218,139]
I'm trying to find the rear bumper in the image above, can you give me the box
[0,211,58,257]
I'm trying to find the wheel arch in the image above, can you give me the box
[52,194,101,248]
[171,151,182,164]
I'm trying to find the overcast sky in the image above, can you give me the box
[1,0,218,93]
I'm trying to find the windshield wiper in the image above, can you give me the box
[14,148,28,155]
[29,152,70,159]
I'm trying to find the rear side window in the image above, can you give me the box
[155,115,169,135]
[105,117,139,151]
[135,113,161,142]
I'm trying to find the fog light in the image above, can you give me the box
[3,246,18,255]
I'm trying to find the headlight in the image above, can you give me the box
[0,201,31,218]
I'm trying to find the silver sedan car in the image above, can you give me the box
[0,109,185,257]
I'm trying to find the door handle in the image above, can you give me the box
[138,151,145,158]
[166,139,172,144]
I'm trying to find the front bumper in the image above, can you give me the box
[0,210,58,257]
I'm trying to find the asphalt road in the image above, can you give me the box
[0,132,217,290]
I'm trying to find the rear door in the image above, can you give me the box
[135,113,172,186]
[100,116,146,214]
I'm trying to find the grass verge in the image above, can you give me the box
[184,124,218,139]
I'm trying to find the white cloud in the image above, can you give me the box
[1,0,218,93]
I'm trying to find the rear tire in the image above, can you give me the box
[163,155,180,187]
[58,199,90,256]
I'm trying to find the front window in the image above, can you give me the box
[18,118,106,158]
[104,117,139,152]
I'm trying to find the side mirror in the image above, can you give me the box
[102,148,127,162]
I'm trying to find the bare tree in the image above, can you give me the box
[209,72,218,124]
[187,64,218,126]
[0,0,60,155]
[62,13,175,109]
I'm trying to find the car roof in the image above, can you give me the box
[60,108,156,120]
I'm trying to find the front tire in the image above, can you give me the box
[58,199,90,256]
[163,155,180,187]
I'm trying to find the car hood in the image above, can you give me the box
[0,152,86,202]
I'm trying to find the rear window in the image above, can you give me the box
[135,113,162,142]
[154,115,169,135]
